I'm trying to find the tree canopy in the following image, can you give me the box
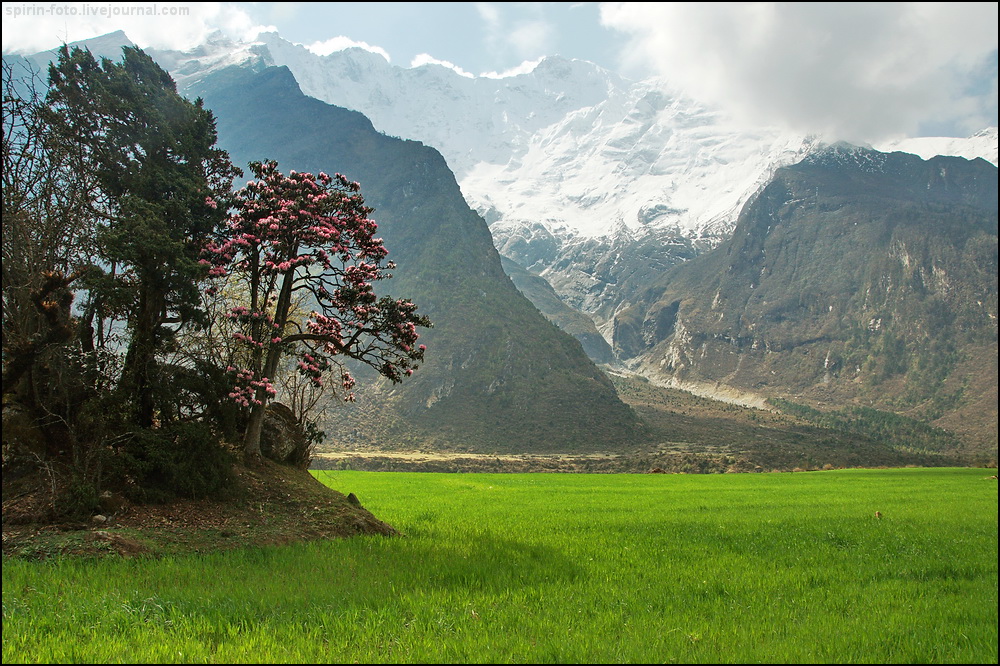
[1,45,429,514]
[202,160,431,457]
[43,44,240,428]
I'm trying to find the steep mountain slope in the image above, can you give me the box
[145,32,999,349]
[28,32,998,363]
[189,65,641,452]
[142,34,819,326]
[615,145,998,451]
[500,256,614,365]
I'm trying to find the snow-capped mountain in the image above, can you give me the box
[26,30,999,354]
[139,31,997,340]
[876,128,998,169]
[201,33,821,237]
[137,33,822,328]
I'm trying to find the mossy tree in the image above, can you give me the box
[43,45,240,428]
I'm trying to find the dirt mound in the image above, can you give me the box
[2,458,396,560]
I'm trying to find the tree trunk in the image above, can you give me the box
[121,282,164,428]
[243,401,266,458]
[242,265,298,458]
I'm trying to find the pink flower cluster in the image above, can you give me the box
[201,160,390,284]
[341,371,356,402]
[226,368,276,408]
[306,312,344,351]
[296,352,330,388]
[200,159,428,409]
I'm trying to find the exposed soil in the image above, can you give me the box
[1,458,397,561]
[311,449,759,473]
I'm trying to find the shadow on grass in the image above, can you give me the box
[1,510,583,625]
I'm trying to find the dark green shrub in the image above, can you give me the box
[115,422,234,503]
[62,475,101,518]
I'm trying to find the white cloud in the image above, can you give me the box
[600,2,999,141]
[475,2,501,27]
[508,19,554,61]
[307,36,391,62]
[476,2,555,68]
[481,58,544,79]
[1,1,272,53]
[411,53,474,78]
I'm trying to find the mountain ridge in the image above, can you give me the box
[20,31,998,362]
[615,145,998,452]
[12,32,996,457]
[186,63,643,452]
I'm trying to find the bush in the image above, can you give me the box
[62,475,101,518]
[115,422,234,503]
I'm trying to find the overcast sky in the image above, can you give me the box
[2,2,996,142]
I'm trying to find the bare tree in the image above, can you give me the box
[2,57,99,402]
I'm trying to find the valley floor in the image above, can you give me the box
[314,373,996,472]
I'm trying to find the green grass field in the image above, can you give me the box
[3,468,997,663]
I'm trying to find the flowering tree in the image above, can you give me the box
[203,160,430,458]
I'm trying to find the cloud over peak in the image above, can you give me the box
[601,2,999,141]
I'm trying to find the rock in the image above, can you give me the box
[346,492,361,507]
[98,491,129,516]
[260,402,311,468]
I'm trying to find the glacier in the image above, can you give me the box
[20,30,998,351]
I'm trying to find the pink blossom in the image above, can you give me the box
[205,159,427,414]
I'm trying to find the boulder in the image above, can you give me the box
[260,402,311,468]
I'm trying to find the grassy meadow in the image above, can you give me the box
[2,467,997,663]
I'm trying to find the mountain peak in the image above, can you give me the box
[69,29,134,52]
[23,29,135,65]
[875,128,999,167]
[254,31,391,68]
[801,141,889,170]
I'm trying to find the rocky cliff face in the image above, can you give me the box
[615,145,998,448]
